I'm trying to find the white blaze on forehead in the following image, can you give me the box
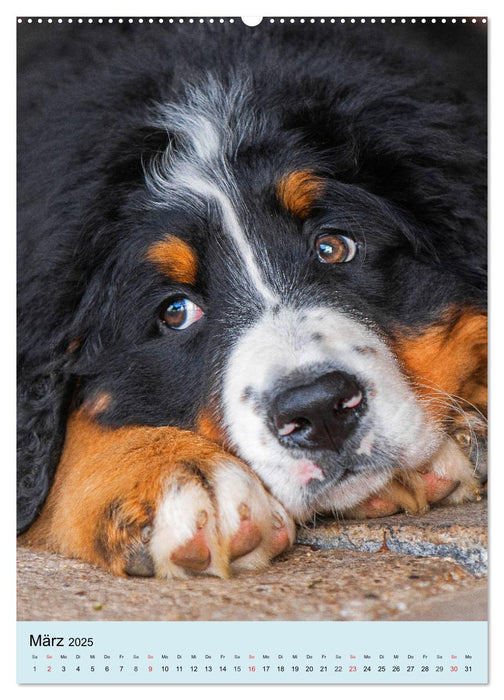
[146,79,278,305]
[179,170,277,305]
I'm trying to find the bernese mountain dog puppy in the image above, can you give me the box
[17,20,487,578]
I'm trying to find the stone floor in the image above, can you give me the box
[17,501,487,622]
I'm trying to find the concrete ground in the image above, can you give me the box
[17,501,487,622]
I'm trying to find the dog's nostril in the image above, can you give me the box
[277,417,310,437]
[270,371,366,451]
[339,390,363,411]
[278,421,300,437]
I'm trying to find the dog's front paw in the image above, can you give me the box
[147,457,295,579]
[345,436,484,519]
[23,412,295,578]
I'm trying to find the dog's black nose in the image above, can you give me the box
[270,370,365,451]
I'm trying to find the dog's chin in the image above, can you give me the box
[285,448,382,498]
[271,465,396,523]
[241,444,399,523]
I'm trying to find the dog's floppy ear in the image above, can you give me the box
[17,356,76,534]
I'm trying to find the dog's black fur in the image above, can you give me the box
[17,21,487,534]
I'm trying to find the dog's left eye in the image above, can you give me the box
[160,297,204,330]
[315,232,357,263]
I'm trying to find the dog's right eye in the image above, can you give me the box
[159,297,204,330]
[315,232,357,264]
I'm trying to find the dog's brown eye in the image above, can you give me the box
[161,297,203,330]
[315,233,357,263]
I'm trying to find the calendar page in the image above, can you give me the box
[16,13,488,685]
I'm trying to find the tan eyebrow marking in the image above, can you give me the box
[146,234,198,285]
[277,170,325,219]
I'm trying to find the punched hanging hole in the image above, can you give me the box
[241,16,263,26]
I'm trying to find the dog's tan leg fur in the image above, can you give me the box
[20,410,295,578]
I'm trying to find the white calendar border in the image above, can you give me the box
[4,0,502,696]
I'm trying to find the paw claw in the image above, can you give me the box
[230,519,263,560]
[421,473,460,503]
[125,545,155,577]
[349,498,403,519]
[140,525,152,543]
[268,510,295,556]
[270,527,292,557]
[237,502,251,520]
[170,530,211,572]
[196,509,208,529]
[272,512,284,529]
[365,498,403,517]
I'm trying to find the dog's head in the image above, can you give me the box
[59,77,485,521]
